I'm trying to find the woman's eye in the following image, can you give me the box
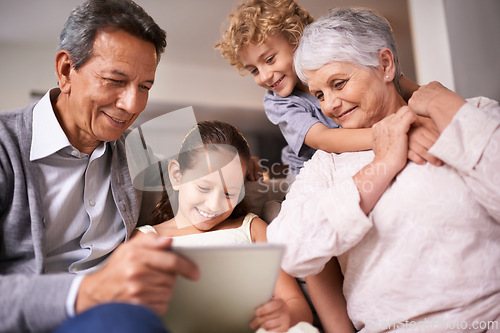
[333,80,346,89]
[315,92,324,101]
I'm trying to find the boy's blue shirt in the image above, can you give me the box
[263,88,339,175]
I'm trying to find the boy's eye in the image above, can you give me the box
[265,55,275,64]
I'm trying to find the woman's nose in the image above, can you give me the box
[323,94,342,118]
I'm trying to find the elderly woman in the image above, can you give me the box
[267,7,500,333]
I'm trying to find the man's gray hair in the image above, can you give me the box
[59,0,167,69]
[294,7,402,93]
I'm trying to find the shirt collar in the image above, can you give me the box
[30,88,73,161]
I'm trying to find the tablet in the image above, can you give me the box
[162,243,285,333]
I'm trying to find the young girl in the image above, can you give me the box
[136,120,315,333]
[216,0,435,185]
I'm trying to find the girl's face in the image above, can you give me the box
[171,152,247,232]
[238,34,307,97]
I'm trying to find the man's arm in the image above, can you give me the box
[75,233,199,315]
[0,273,75,332]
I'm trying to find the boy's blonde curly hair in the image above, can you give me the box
[215,0,313,74]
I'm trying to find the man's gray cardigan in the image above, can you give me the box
[0,103,142,332]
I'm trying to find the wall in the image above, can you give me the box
[409,0,500,101]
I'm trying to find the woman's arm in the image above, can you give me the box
[410,82,500,221]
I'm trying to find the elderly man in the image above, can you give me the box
[0,1,199,332]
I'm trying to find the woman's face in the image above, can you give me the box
[306,61,393,129]
[173,152,246,232]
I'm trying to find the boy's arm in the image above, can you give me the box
[305,115,443,166]
[305,122,372,153]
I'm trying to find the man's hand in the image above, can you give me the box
[75,233,199,315]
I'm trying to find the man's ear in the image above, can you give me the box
[168,160,182,191]
[55,50,73,94]
[378,47,396,82]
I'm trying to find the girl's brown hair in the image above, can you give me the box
[151,120,252,225]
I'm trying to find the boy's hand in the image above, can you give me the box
[408,81,466,133]
[250,298,292,332]
[247,156,263,181]
[407,115,443,166]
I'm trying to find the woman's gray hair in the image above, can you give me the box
[59,0,167,69]
[294,7,402,93]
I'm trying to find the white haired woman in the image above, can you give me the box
[267,7,500,333]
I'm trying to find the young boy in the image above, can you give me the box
[216,0,424,184]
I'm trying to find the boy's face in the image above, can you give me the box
[238,34,300,98]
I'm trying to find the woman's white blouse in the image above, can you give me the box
[267,97,500,331]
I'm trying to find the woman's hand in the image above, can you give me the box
[355,106,416,214]
[250,298,293,332]
[371,106,416,175]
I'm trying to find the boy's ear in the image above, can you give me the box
[168,160,182,191]
[378,47,396,82]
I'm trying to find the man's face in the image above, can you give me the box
[60,28,158,151]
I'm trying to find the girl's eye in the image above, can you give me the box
[197,185,210,192]
[249,68,259,75]
[333,80,346,89]
[265,55,275,64]
[225,192,236,198]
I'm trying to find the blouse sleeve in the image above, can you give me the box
[266,151,373,278]
[429,97,500,221]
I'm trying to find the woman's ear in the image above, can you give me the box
[55,50,73,94]
[378,47,396,82]
[168,160,182,191]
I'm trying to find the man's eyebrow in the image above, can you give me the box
[110,70,128,77]
[110,70,155,85]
